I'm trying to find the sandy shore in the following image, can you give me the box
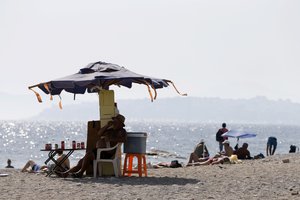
[1,154,300,200]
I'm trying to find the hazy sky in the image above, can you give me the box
[1,0,300,103]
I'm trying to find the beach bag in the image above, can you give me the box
[170,160,182,168]
[289,145,297,153]
[253,153,265,159]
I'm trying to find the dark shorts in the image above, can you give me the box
[267,137,277,148]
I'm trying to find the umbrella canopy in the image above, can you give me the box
[28,61,186,103]
[221,130,257,139]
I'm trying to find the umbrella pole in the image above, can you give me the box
[98,89,116,127]
[97,89,122,174]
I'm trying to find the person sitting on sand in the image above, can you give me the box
[52,150,70,172]
[5,159,14,168]
[235,143,251,159]
[222,140,234,157]
[187,139,209,165]
[58,114,127,178]
[266,136,277,156]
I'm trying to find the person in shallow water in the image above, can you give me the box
[5,159,14,168]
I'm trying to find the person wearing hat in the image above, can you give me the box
[187,139,210,165]
[59,114,127,178]
[222,140,234,157]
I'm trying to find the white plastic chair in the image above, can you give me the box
[93,143,121,178]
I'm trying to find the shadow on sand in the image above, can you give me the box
[59,176,200,186]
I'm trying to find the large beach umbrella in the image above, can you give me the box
[222,130,257,139]
[28,61,186,108]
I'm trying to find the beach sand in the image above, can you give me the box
[1,154,300,200]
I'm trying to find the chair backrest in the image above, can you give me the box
[112,143,122,159]
[96,143,121,160]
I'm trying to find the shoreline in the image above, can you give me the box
[1,154,300,200]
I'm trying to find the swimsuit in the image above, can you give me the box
[32,164,41,172]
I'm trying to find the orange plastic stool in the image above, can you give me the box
[123,153,147,177]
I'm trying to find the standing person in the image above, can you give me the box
[216,123,228,152]
[187,139,210,165]
[266,137,277,156]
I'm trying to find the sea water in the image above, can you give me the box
[1,120,300,168]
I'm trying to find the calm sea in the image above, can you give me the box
[1,120,299,169]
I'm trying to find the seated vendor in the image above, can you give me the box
[58,114,127,178]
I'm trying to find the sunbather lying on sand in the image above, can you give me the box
[151,160,183,168]
[21,160,48,173]
[22,150,70,173]
[187,154,230,166]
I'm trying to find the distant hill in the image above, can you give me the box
[31,96,300,124]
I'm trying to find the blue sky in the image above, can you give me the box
[1,0,300,104]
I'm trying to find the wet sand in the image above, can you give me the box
[1,154,300,200]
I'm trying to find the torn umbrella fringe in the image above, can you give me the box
[167,81,187,96]
[43,83,53,101]
[58,95,63,110]
[150,83,158,100]
[141,80,154,102]
[29,88,42,103]
[28,79,187,108]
